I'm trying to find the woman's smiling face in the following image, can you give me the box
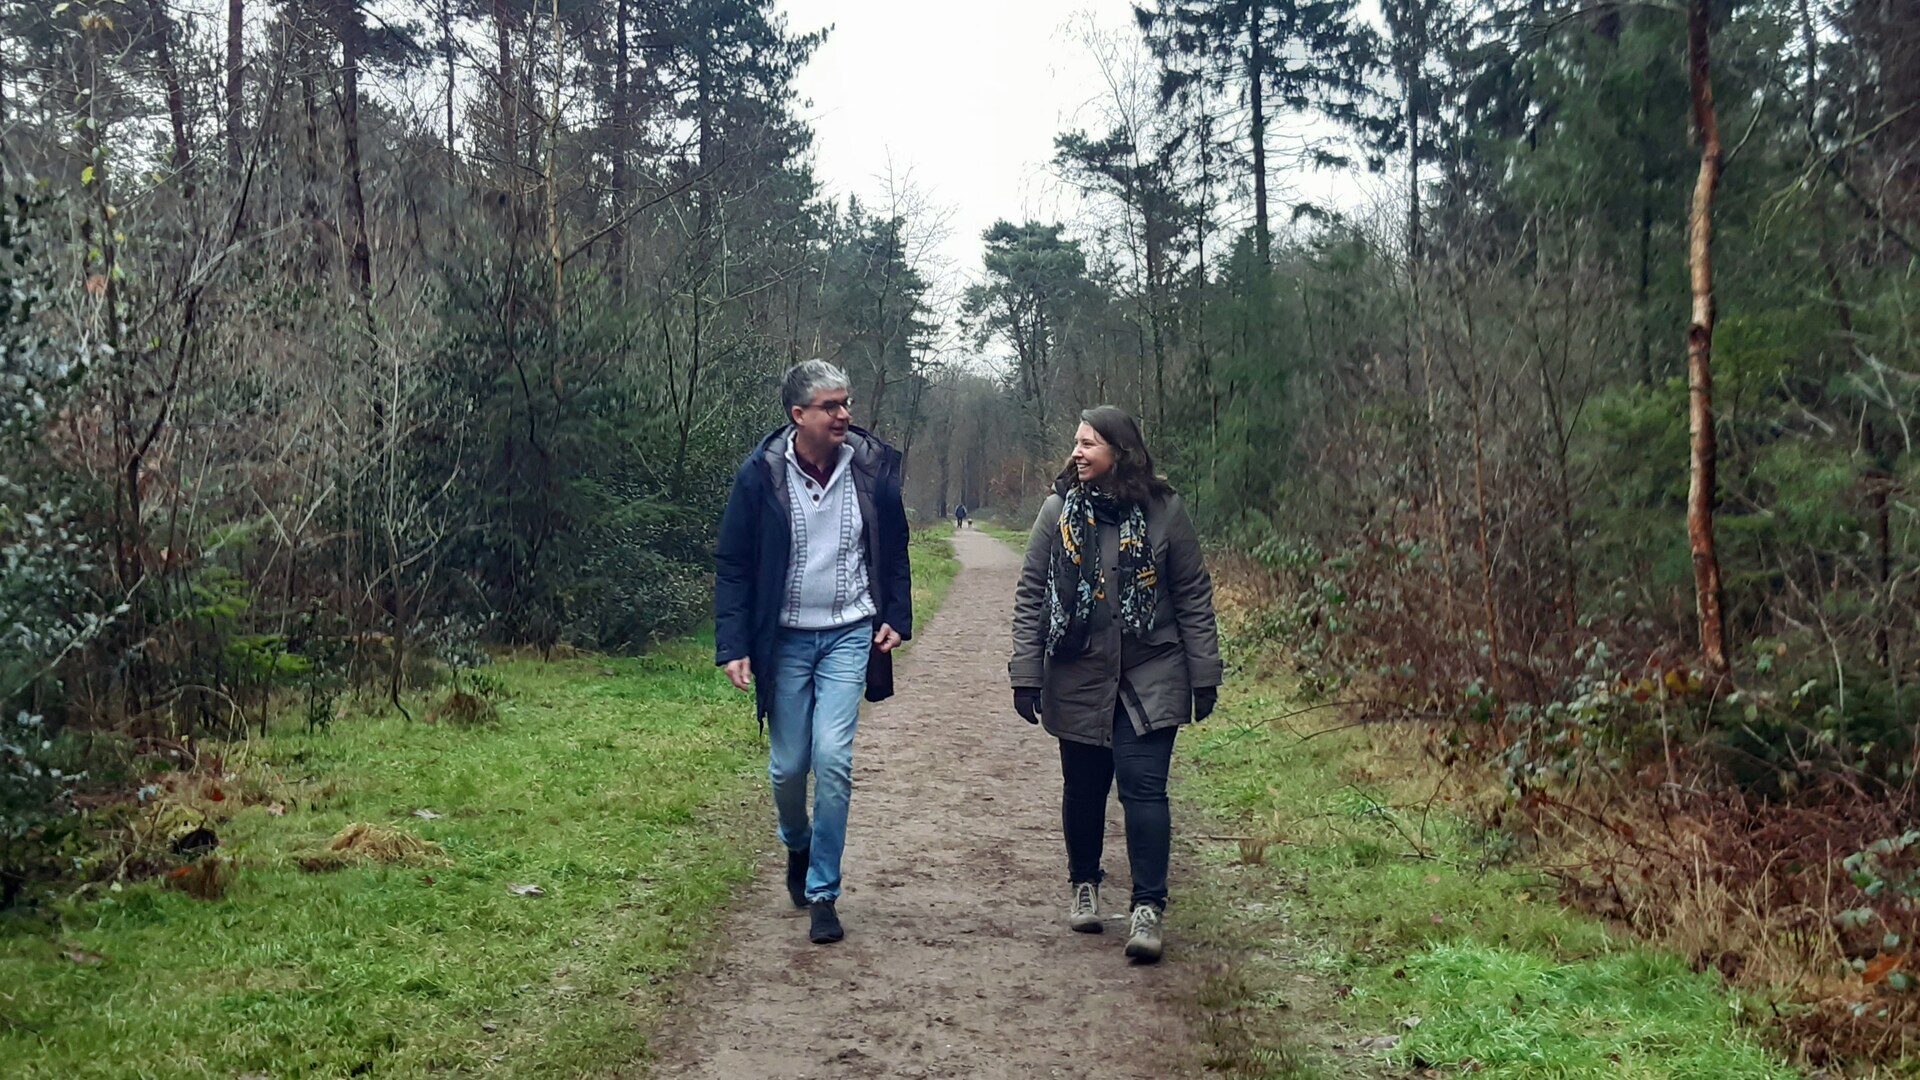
[1071,422,1114,484]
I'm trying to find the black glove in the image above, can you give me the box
[1013,688,1043,725]
[1193,686,1218,722]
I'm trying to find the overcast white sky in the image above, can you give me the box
[778,0,1119,286]
[776,0,1383,296]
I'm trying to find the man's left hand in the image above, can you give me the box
[873,623,902,653]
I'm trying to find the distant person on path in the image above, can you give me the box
[1008,406,1222,963]
[714,359,913,946]
[955,503,969,529]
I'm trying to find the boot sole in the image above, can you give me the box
[1070,917,1105,934]
[1124,938,1163,963]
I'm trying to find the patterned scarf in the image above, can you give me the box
[1044,484,1158,659]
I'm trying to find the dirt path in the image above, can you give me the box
[649,528,1204,1080]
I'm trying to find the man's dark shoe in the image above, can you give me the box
[785,847,810,909]
[809,899,844,944]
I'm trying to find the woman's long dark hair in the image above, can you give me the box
[1056,405,1175,506]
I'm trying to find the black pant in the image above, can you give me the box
[1059,703,1177,909]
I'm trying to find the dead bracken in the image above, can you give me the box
[297,823,444,873]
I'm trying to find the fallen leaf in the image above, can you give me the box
[420,875,436,886]
[1402,1015,1424,1029]
[508,883,545,897]
[63,948,103,966]
[1355,1035,1401,1052]
[1424,874,1442,885]
[1429,912,1445,924]
[205,784,226,802]
[1864,952,1905,985]
[266,803,286,817]
[413,809,443,820]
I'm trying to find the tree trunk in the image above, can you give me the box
[444,0,457,161]
[300,36,327,276]
[1194,94,1218,480]
[1799,0,1890,678]
[494,0,521,236]
[295,35,318,231]
[1247,5,1269,264]
[81,17,131,587]
[546,0,564,320]
[1417,279,1458,638]
[1466,310,1503,718]
[1638,172,1654,383]
[436,0,458,252]
[227,0,245,183]
[611,0,631,282]
[674,43,716,492]
[1686,0,1730,677]
[937,435,951,518]
[1404,44,1421,264]
[1144,208,1168,429]
[145,0,194,176]
[336,0,373,307]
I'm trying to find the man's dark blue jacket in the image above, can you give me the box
[713,425,914,722]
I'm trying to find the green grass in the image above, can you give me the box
[908,523,962,622]
[2,532,961,1079]
[2,642,760,1078]
[972,519,1032,549]
[1177,677,1797,1080]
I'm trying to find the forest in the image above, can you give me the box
[5,0,1920,1064]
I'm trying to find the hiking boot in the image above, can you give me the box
[1125,904,1164,963]
[785,847,810,909]
[809,899,844,944]
[1069,881,1103,933]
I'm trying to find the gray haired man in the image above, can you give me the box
[712,360,914,944]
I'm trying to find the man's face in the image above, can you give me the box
[790,386,853,450]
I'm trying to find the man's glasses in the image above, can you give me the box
[804,398,853,417]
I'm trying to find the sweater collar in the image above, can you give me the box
[784,431,853,493]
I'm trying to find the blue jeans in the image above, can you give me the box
[768,621,871,902]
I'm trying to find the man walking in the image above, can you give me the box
[713,359,913,945]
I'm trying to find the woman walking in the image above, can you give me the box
[1008,406,1222,963]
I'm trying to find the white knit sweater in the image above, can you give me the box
[778,436,876,630]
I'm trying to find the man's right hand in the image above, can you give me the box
[1013,688,1042,725]
[724,658,753,692]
